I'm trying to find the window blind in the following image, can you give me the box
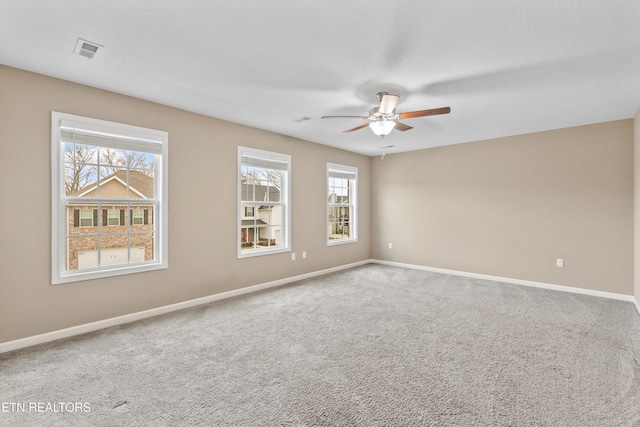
[60,120,163,155]
[328,169,356,180]
[241,155,288,171]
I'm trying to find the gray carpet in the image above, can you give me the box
[1,264,639,426]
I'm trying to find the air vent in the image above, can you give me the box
[292,116,311,123]
[74,38,103,59]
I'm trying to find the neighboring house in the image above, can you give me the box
[240,184,282,249]
[67,170,154,270]
[328,193,350,239]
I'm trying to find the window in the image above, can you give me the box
[79,209,94,227]
[51,112,168,284]
[327,163,357,244]
[244,206,255,218]
[107,209,120,226]
[238,146,290,258]
[132,209,144,225]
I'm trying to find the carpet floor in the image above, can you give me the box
[1,264,639,426]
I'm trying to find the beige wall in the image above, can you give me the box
[1,63,636,344]
[371,120,634,295]
[635,108,640,304]
[0,66,371,343]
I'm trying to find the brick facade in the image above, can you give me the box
[66,204,154,270]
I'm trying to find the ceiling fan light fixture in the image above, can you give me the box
[321,92,450,137]
[370,120,395,137]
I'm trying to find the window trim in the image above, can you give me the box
[327,162,358,246]
[237,146,290,259]
[51,111,168,284]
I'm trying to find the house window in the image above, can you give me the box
[79,209,94,227]
[244,206,255,218]
[51,112,168,284]
[327,163,357,244]
[132,209,144,225]
[238,146,290,258]
[107,209,120,226]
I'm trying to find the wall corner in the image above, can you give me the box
[634,108,640,307]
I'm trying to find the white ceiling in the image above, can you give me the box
[1,0,639,156]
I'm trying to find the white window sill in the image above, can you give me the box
[53,262,167,285]
[238,247,290,259]
[327,238,358,246]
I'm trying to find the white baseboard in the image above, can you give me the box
[0,259,370,354]
[371,259,638,304]
[634,298,640,316]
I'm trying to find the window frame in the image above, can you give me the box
[327,162,358,246]
[51,111,168,284]
[237,146,290,259]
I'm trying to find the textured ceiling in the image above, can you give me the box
[1,0,639,156]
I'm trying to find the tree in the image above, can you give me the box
[240,168,281,189]
[99,148,153,175]
[65,146,95,195]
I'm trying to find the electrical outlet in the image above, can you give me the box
[556,258,564,268]
[292,253,296,261]
[302,251,307,259]
[388,243,393,249]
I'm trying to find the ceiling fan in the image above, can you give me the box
[322,92,450,138]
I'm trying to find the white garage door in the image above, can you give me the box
[78,247,145,269]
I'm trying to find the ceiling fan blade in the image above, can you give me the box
[343,123,370,133]
[394,121,413,132]
[379,94,400,114]
[321,115,368,119]
[398,106,451,119]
